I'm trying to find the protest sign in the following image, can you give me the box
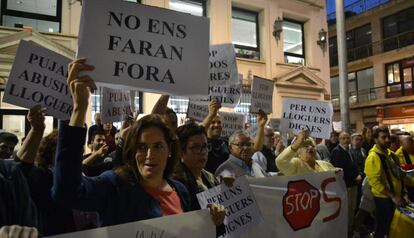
[77,0,209,96]
[268,118,280,131]
[101,87,133,123]
[250,76,274,114]
[3,40,72,120]
[219,112,245,138]
[243,171,347,238]
[280,98,333,139]
[186,100,209,122]
[190,81,242,108]
[197,176,262,238]
[245,124,258,139]
[209,44,239,86]
[332,121,342,132]
[46,209,214,238]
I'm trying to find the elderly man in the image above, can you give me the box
[276,131,335,175]
[395,135,414,201]
[215,131,267,178]
[0,132,18,160]
[331,132,361,233]
[252,127,279,173]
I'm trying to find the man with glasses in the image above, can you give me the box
[252,127,279,174]
[215,131,267,178]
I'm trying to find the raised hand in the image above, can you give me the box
[207,203,226,226]
[27,105,46,131]
[257,109,268,128]
[208,98,221,116]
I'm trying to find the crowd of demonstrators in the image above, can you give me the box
[86,112,117,153]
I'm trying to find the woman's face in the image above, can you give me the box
[182,134,208,173]
[366,129,372,140]
[135,127,170,181]
[299,145,316,163]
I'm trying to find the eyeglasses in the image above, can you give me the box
[136,143,165,155]
[231,142,254,149]
[265,134,274,138]
[187,144,208,154]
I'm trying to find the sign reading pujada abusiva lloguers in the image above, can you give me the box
[101,87,133,124]
[46,209,215,238]
[250,76,274,114]
[280,98,333,139]
[209,44,239,86]
[197,176,262,238]
[244,171,347,238]
[3,40,72,120]
[77,0,209,96]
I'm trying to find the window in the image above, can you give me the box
[232,8,260,60]
[234,85,256,124]
[283,19,304,65]
[382,7,414,51]
[169,0,206,16]
[329,24,372,66]
[330,68,374,104]
[1,0,62,32]
[386,58,414,97]
[169,1,207,115]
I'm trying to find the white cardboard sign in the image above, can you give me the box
[190,81,242,108]
[244,171,347,238]
[219,112,245,138]
[268,118,281,131]
[197,176,262,238]
[101,87,133,123]
[3,40,72,120]
[77,0,210,96]
[209,44,239,86]
[46,210,215,238]
[186,100,209,122]
[250,76,274,114]
[280,98,333,139]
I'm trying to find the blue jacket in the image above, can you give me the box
[52,122,191,227]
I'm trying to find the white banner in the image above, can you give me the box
[186,100,209,122]
[219,112,245,138]
[101,87,133,123]
[46,210,215,238]
[190,81,242,108]
[197,176,262,238]
[77,0,209,96]
[250,76,274,114]
[244,171,347,238]
[280,98,333,139]
[3,40,72,120]
[332,121,342,132]
[209,44,239,86]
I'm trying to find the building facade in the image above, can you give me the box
[329,0,414,132]
[0,0,330,143]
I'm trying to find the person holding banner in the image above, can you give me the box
[52,58,224,229]
[276,131,335,176]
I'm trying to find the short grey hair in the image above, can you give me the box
[229,130,251,145]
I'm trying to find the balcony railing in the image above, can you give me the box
[330,30,414,67]
[331,85,389,108]
[327,0,391,24]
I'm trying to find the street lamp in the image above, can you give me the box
[273,17,283,41]
[317,28,327,49]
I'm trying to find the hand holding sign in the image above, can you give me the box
[291,130,310,151]
[207,203,226,226]
[208,98,221,116]
[67,58,96,127]
[257,110,268,128]
[27,105,46,131]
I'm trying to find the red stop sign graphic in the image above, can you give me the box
[282,180,321,231]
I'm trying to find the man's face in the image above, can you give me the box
[103,123,112,131]
[229,135,253,163]
[208,116,222,139]
[375,132,391,150]
[330,133,339,143]
[402,138,414,154]
[339,133,350,146]
[352,136,363,148]
[0,141,16,159]
[264,128,275,149]
[92,135,106,152]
